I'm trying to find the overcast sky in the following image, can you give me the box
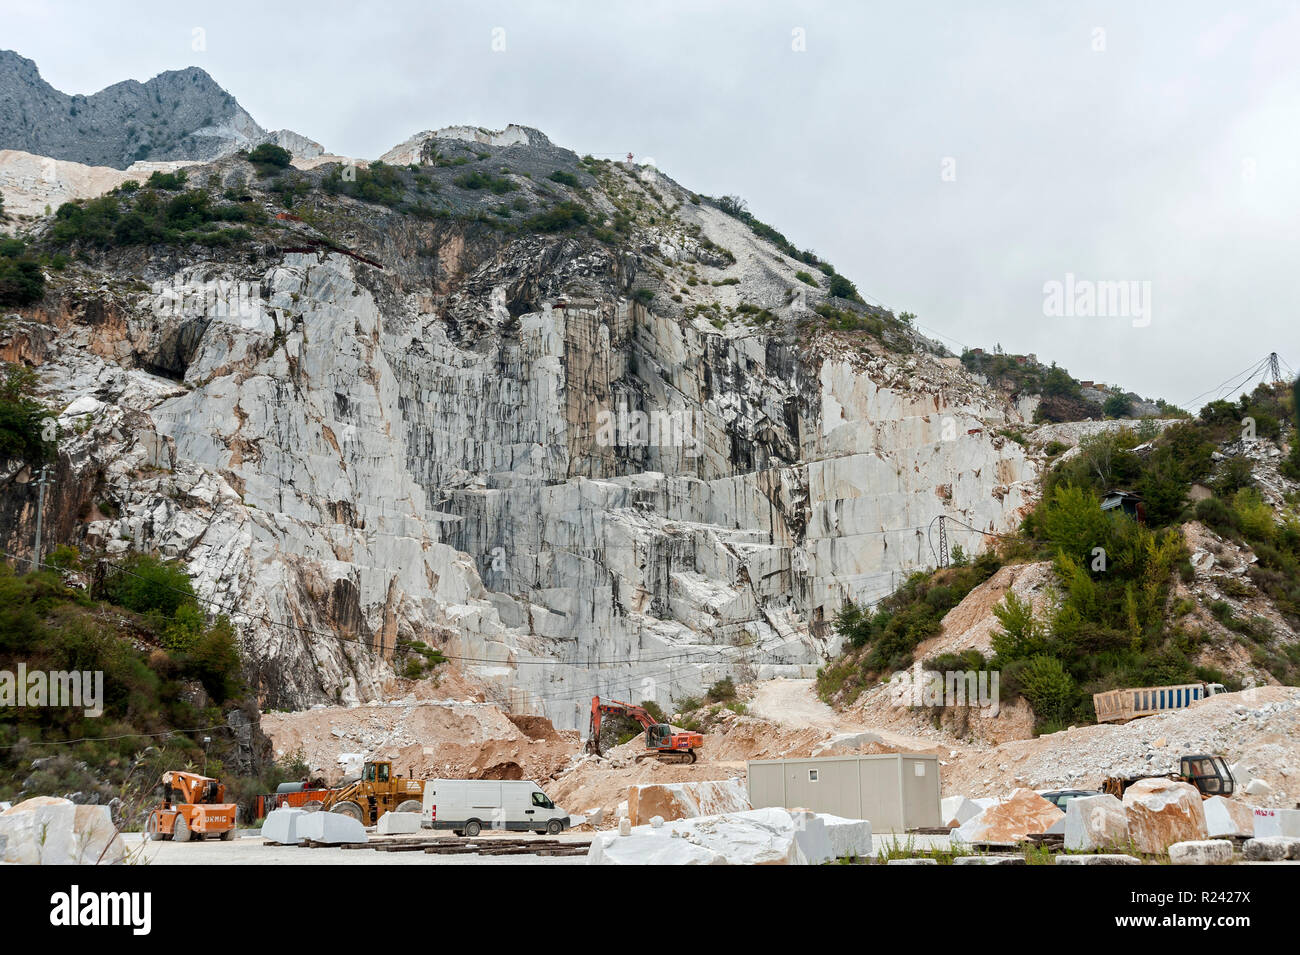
[4,1,1297,408]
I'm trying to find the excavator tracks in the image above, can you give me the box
[635,749,698,765]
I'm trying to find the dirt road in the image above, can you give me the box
[751,678,960,755]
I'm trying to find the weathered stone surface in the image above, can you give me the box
[953,788,1063,844]
[375,811,421,835]
[1168,839,1235,865]
[627,779,750,827]
[1064,794,1130,852]
[1123,779,1208,854]
[886,858,938,865]
[1203,797,1255,838]
[1055,854,1141,865]
[1242,836,1300,861]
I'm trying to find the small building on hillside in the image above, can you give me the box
[1102,489,1146,523]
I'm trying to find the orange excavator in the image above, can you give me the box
[585,696,704,764]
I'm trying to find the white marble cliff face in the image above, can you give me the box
[32,230,1038,727]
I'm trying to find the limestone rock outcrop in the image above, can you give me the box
[3,127,1043,724]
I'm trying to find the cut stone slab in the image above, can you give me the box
[1055,854,1141,865]
[1243,779,1272,797]
[71,804,126,864]
[1252,808,1300,838]
[954,855,1025,865]
[1243,837,1300,861]
[940,796,983,829]
[0,796,76,864]
[626,779,750,827]
[1204,797,1255,838]
[1065,794,1130,852]
[954,788,1063,844]
[587,830,724,865]
[588,808,807,865]
[580,807,605,828]
[818,813,873,859]
[261,808,307,845]
[789,810,834,865]
[1123,778,1208,854]
[297,811,368,844]
[375,811,421,835]
[1168,840,1235,865]
[886,858,938,864]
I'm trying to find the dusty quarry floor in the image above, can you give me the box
[261,680,1300,833]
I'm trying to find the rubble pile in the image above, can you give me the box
[942,687,1300,803]
[262,700,577,785]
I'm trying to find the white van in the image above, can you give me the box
[422,779,571,836]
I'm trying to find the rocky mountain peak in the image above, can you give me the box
[0,51,276,169]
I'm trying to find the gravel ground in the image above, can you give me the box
[123,830,590,866]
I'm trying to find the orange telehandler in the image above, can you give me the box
[585,696,704,764]
[145,771,238,842]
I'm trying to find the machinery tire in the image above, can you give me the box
[463,819,482,837]
[145,812,167,841]
[331,801,364,823]
[173,815,191,843]
[546,819,564,836]
[301,800,324,813]
[220,825,238,841]
[395,800,421,814]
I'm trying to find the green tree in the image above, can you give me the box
[990,591,1047,661]
[248,143,292,170]
[0,241,45,306]
[0,363,52,461]
[1102,393,1133,418]
[1015,655,1077,728]
[106,554,198,617]
[1042,485,1113,566]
